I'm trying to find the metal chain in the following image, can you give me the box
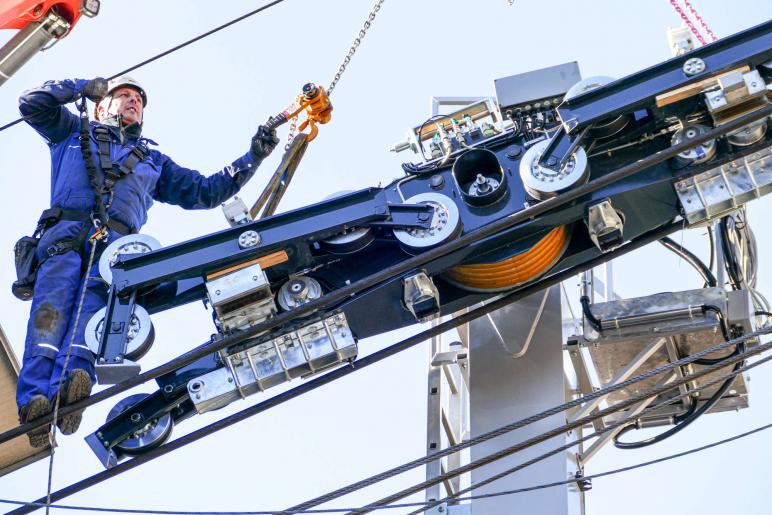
[327,0,386,96]
[285,101,300,151]
[682,0,718,41]
[670,0,707,45]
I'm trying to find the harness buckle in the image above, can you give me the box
[93,127,112,142]
[46,241,72,257]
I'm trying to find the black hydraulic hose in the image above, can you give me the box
[6,221,684,515]
[580,295,602,332]
[0,0,289,133]
[659,236,717,287]
[720,216,744,289]
[693,305,737,365]
[707,225,715,275]
[614,342,746,450]
[3,103,770,446]
[345,337,770,515]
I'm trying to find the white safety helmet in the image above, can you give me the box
[95,75,148,122]
[106,75,148,106]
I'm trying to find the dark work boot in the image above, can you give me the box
[19,394,52,448]
[56,369,92,435]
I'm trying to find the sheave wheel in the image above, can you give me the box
[84,304,155,361]
[99,234,161,284]
[108,393,173,455]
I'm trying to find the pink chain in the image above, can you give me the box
[682,0,718,41]
[669,0,707,46]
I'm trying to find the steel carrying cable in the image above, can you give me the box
[408,341,767,515]
[12,418,772,514]
[6,220,682,515]
[354,335,772,515]
[5,415,772,514]
[292,325,772,514]
[1,102,770,448]
[13,320,772,515]
[0,0,289,133]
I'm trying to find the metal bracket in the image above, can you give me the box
[586,199,624,252]
[368,203,434,229]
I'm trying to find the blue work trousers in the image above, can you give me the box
[16,225,111,409]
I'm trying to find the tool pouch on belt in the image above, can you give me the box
[12,235,38,301]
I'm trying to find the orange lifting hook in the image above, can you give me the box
[266,82,333,142]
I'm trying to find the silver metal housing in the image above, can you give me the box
[675,148,772,224]
[205,263,276,332]
[403,272,440,321]
[188,313,357,413]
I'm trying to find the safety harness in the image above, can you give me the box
[11,100,147,300]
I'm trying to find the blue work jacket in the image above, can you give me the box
[19,78,262,234]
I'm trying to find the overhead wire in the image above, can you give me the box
[410,340,771,514]
[5,221,686,515]
[427,418,772,507]
[347,331,772,514]
[5,323,772,514]
[285,321,772,513]
[4,416,772,514]
[7,102,766,449]
[0,0,289,134]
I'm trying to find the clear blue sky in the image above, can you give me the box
[1,1,771,513]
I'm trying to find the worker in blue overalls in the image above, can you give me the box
[16,76,279,447]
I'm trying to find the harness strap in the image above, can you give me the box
[93,126,114,179]
[37,208,136,235]
[92,125,149,190]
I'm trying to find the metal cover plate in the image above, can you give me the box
[585,288,750,414]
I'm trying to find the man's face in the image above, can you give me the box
[99,86,144,125]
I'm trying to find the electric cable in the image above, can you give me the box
[409,341,769,514]
[7,100,760,447]
[10,319,772,515]
[659,236,717,287]
[692,304,735,364]
[285,322,771,513]
[707,224,715,273]
[720,215,744,289]
[0,0,289,134]
[344,332,772,515]
[579,295,602,332]
[6,222,711,514]
[613,341,745,449]
[5,391,771,514]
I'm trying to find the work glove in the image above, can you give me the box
[82,77,108,102]
[250,125,280,161]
